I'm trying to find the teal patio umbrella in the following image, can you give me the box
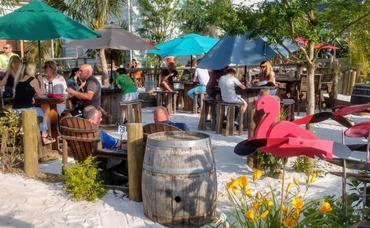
[0,0,100,65]
[148,34,219,57]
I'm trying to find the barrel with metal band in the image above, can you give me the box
[142,131,217,227]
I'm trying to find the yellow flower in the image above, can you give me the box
[282,204,289,214]
[292,197,304,210]
[260,210,269,219]
[251,201,260,209]
[242,188,253,197]
[236,176,248,187]
[267,200,274,207]
[244,209,255,221]
[282,217,295,228]
[226,179,238,192]
[293,177,299,186]
[253,169,263,181]
[309,172,317,184]
[319,202,333,213]
[286,183,292,194]
[255,191,262,199]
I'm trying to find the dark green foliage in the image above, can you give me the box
[0,110,22,172]
[63,156,107,202]
[348,177,370,220]
[303,195,359,226]
[256,152,284,178]
[137,0,180,43]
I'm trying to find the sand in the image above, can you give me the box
[0,105,368,227]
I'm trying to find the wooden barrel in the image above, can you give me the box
[142,131,217,227]
[351,84,370,104]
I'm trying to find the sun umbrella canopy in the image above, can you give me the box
[198,33,278,70]
[65,24,153,50]
[148,34,219,56]
[0,0,99,40]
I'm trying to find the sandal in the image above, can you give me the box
[42,136,56,145]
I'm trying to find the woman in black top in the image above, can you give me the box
[0,55,21,98]
[13,62,55,144]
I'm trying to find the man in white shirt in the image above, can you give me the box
[187,67,210,100]
[43,60,68,114]
[219,68,247,113]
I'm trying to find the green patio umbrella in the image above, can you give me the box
[0,0,100,65]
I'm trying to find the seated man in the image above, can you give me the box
[83,105,121,150]
[153,106,189,131]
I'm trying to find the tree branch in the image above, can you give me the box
[330,10,370,44]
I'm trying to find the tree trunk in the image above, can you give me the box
[332,59,340,100]
[99,48,109,85]
[304,43,316,173]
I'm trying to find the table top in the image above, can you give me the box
[35,96,68,104]
[276,77,301,83]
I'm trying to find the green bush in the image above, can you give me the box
[62,156,106,201]
[0,110,22,172]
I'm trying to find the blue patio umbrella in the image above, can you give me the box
[198,33,296,70]
[148,34,219,56]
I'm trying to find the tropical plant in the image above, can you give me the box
[136,0,179,44]
[62,156,107,201]
[0,110,22,172]
[220,170,352,227]
[178,0,239,37]
[46,0,125,85]
[0,0,19,15]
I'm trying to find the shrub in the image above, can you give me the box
[0,110,22,172]
[62,156,106,201]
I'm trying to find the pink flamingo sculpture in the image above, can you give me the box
[235,95,352,160]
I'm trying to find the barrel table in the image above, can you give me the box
[351,84,370,104]
[142,131,217,227]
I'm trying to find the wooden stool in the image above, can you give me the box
[119,100,142,123]
[175,89,185,110]
[215,101,244,136]
[156,91,178,114]
[198,97,216,130]
[193,92,207,114]
[280,99,295,121]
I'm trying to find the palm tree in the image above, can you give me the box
[46,0,124,85]
[0,0,19,15]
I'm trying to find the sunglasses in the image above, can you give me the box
[260,65,267,68]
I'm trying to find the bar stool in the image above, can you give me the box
[156,91,178,114]
[175,89,185,110]
[215,101,244,136]
[198,97,216,130]
[280,98,295,121]
[193,92,207,114]
[119,100,142,123]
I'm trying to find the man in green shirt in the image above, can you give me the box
[115,67,138,123]
[0,44,18,71]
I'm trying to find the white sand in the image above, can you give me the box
[0,106,369,227]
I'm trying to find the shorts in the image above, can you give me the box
[121,92,138,102]
[225,95,247,105]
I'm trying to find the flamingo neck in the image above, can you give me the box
[255,108,279,138]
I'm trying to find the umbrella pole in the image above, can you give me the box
[111,50,113,85]
[38,40,41,70]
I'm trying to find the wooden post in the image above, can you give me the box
[22,109,39,177]
[332,59,340,100]
[247,97,257,168]
[350,70,357,95]
[127,123,144,202]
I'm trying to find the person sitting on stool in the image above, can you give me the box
[187,63,210,102]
